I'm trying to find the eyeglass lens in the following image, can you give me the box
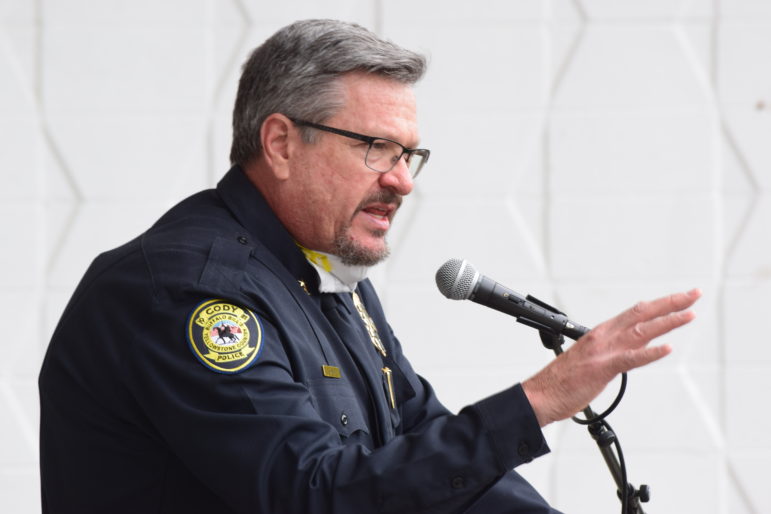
[366,139,425,177]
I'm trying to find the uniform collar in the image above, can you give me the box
[215,165,321,294]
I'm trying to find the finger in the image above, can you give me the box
[616,343,673,373]
[610,288,701,331]
[623,308,697,348]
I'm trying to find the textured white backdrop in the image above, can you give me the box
[2,0,770,512]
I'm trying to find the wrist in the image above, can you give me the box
[521,376,552,428]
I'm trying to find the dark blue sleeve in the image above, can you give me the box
[354,280,557,513]
[463,471,565,514]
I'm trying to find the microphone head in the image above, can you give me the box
[435,258,479,300]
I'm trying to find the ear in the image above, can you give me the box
[260,113,295,180]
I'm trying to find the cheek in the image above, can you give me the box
[300,148,380,224]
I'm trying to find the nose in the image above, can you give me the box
[378,157,413,196]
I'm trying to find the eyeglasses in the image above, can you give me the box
[289,118,430,178]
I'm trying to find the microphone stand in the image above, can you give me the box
[518,295,649,514]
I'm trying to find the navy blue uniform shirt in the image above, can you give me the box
[39,166,562,513]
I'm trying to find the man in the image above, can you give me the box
[39,19,699,513]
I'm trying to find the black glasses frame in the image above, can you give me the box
[289,118,430,177]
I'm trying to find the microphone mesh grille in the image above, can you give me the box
[435,258,478,300]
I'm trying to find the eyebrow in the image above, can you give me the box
[365,126,420,148]
[293,119,421,150]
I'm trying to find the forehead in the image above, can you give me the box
[331,73,419,145]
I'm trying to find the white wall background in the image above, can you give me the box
[2,0,769,512]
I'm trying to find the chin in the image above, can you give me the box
[333,233,390,267]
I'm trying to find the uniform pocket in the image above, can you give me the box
[307,378,369,439]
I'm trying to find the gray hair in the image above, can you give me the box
[229,19,427,167]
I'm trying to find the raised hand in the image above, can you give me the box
[522,288,702,427]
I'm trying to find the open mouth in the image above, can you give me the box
[362,205,391,220]
[353,190,403,233]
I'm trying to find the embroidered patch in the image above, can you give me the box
[187,299,263,374]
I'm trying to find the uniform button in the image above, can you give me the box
[237,235,248,245]
[518,442,532,462]
[340,413,349,426]
[451,476,465,489]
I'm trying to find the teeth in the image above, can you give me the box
[364,207,388,219]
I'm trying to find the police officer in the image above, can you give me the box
[39,19,700,513]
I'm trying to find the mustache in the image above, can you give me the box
[355,190,403,213]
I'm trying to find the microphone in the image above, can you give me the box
[435,258,590,341]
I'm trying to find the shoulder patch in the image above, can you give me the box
[187,299,263,374]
